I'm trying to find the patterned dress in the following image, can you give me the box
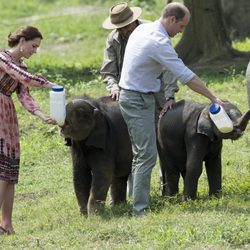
[0,51,51,183]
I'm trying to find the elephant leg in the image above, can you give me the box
[73,166,92,215]
[205,152,222,197]
[165,168,180,196]
[158,144,177,197]
[159,158,168,196]
[184,138,208,200]
[127,174,133,198]
[160,156,181,197]
[157,141,167,196]
[110,175,128,205]
[180,169,186,179]
[183,163,202,200]
[71,143,91,215]
[87,170,112,216]
[161,150,181,197]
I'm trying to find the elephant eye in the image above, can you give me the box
[76,113,91,123]
[82,114,91,120]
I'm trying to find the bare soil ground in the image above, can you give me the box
[21,6,104,22]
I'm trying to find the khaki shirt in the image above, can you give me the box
[100,21,179,108]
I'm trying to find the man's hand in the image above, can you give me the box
[110,89,120,101]
[159,98,175,118]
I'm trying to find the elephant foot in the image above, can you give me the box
[110,200,127,207]
[162,187,179,198]
[183,194,196,201]
[209,190,222,198]
[79,207,88,217]
[161,186,167,197]
[87,200,105,217]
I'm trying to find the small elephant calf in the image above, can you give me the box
[61,95,132,216]
[158,99,250,200]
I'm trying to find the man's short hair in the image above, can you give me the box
[162,3,190,21]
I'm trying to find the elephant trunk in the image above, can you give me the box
[234,110,250,131]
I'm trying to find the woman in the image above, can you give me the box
[0,26,59,235]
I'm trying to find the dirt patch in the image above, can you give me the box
[16,192,37,200]
[16,190,51,200]
[190,57,249,74]
[44,43,73,52]
[21,6,104,22]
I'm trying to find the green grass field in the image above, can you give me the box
[0,0,249,249]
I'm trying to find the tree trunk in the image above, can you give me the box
[175,0,249,65]
[221,0,250,41]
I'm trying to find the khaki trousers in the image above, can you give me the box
[119,89,157,216]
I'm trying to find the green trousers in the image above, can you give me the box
[119,89,157,216]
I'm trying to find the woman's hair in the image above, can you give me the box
[8,26,43,48]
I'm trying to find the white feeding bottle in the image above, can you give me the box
[209,103,233,133]
[50,85,66,126]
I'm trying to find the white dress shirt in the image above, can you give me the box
[119,20,195,93]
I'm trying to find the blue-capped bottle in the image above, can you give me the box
[50,85,66,126]
[209,104,233,133]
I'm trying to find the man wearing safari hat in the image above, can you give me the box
[100,2,178,103]
[100,2,179,198]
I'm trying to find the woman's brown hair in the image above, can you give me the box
[8,26,43,48]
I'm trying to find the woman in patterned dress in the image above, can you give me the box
[0,26,58,235]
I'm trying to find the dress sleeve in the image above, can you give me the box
[0,53,52,88]
[16,83,41,114]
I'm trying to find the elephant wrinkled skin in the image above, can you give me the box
[158,99,250,200]
[61,95,132,216]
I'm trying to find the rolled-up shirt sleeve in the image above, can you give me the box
[154,40,195,84]
[100,36,120,92]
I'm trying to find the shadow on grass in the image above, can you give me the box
[149,188,249,215]
[80,181,249,220]
[190,57,249,78]
[30,59,249,88]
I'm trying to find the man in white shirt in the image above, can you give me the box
[101,2,179,197]
[100,2,179,103]
[119,2,223,216]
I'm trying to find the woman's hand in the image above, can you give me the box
[34,110,57,124]
[42,115,57,125]
[211,97,224,106]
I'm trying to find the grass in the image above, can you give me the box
[0,0,250,249]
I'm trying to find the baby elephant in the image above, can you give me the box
[61,95,132,216]
[158,99,250,200]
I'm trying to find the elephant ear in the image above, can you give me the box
[197,106,214,141]
[85,108,107,149]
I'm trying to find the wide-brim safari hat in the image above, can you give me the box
[102,2,142,29]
